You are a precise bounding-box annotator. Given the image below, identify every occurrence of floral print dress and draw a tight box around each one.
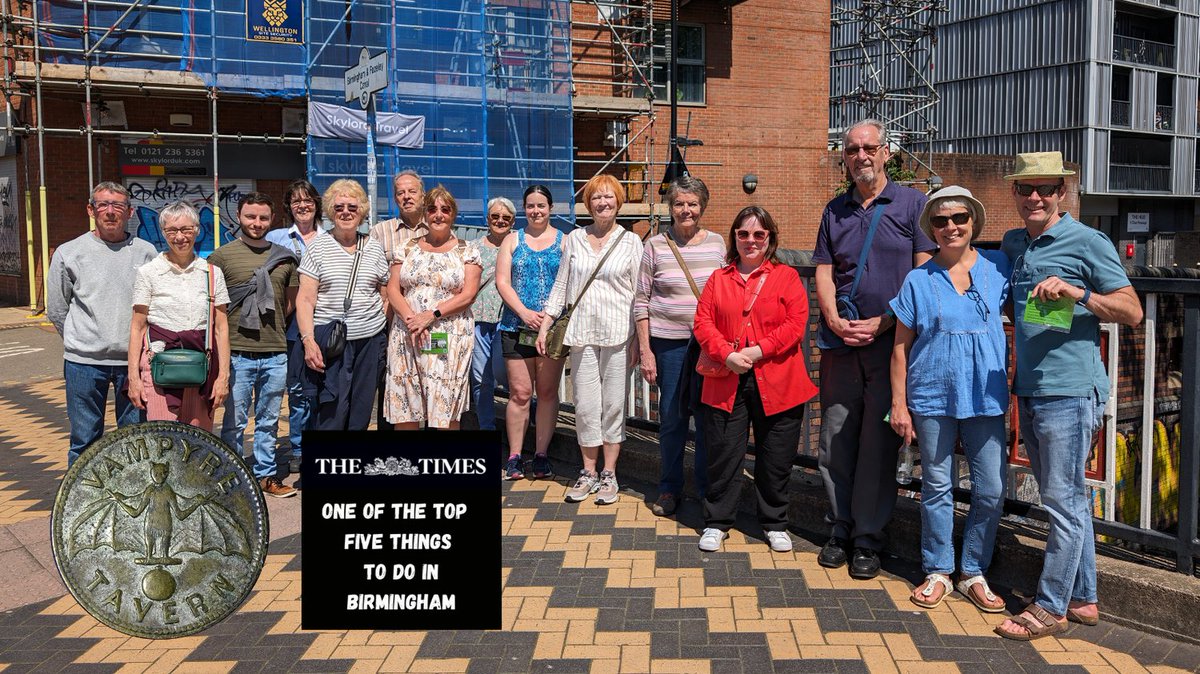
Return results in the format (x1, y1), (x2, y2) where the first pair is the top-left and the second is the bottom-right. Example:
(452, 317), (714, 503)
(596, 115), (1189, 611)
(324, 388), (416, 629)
(385, 238), (482, 427)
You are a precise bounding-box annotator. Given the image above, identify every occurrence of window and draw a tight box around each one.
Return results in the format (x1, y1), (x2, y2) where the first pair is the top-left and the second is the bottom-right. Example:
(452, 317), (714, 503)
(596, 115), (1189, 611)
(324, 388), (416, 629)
(643, 24), (705, 105)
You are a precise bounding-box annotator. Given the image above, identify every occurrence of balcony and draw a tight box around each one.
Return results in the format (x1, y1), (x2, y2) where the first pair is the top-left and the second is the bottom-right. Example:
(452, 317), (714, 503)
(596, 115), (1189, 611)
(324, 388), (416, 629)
(1155, 105), (1174, 130)
(1195, 167), (1200, 193)
(1110, 163), (1172, 191)
(1112, 100), (1132, 127)
(1113, 35), (1176, 69)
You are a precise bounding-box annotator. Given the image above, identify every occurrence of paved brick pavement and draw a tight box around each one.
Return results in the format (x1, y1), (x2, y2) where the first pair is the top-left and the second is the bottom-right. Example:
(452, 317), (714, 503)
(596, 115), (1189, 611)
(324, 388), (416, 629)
(0, 379), (1198, 673)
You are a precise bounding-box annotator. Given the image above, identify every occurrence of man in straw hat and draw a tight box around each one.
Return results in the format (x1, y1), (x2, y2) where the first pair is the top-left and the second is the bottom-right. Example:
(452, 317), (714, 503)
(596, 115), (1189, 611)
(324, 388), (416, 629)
(994, 151), (1142, 640)
(813, 119), (936, 579)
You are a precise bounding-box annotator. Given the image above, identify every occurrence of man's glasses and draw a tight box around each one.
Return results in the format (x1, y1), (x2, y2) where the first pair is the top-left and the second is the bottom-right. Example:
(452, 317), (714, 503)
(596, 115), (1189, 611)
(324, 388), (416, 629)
(930, 212), (971, 229)
(844, 144), (882, 157)
(736, 230), (769, 242)
(1014, 182), (1062, 198)
(91, 200), (129, 212)
(333, 204), (359, 213)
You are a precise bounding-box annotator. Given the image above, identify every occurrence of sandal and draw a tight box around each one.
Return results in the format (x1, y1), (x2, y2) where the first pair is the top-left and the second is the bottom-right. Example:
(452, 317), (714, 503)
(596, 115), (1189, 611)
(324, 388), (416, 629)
(1066, 605), (1100, 626)
(910, 573), (953, 609)
(956, 575), (1006, 614)
(993, 604), (1068, 641)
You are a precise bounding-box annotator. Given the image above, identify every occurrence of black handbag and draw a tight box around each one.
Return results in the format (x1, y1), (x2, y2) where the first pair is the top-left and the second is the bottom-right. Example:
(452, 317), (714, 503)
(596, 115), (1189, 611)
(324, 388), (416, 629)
(322, 235), (365, 360)
(149, 267), (214, 388)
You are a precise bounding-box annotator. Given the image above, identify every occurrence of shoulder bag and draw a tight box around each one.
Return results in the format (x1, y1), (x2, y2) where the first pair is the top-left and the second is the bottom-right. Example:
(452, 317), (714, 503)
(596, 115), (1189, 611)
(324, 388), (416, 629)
(150, 266), (214, 387)
(695, 270), (769, 378)
(544, 228), (628, 360)
(323, 234), (366, 360)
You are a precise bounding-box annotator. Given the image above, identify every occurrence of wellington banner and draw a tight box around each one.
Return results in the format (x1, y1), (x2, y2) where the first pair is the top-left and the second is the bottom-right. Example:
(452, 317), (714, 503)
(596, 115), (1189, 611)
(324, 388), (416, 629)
(307, 101), (426, 149)
(247, 0), (303, 44)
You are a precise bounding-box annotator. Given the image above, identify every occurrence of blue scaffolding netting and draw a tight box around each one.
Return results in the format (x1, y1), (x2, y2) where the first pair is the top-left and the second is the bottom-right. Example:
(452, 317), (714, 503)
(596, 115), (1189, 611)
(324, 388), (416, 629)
(36, 0), (576, 230)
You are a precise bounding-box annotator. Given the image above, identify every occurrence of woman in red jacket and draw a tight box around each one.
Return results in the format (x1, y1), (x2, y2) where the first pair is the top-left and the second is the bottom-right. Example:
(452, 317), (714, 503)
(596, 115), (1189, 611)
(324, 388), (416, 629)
(692, 206), (818, 553)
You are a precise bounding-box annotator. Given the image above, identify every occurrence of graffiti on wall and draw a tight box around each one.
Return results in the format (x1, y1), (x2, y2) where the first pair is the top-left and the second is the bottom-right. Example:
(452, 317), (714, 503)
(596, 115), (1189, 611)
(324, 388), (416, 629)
(125, 178), (256, 256)
(0, 177), (19, 275)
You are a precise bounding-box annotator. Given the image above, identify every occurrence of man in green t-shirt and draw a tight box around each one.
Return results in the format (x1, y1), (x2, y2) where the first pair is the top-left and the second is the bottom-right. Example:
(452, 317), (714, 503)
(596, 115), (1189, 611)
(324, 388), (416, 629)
(208, 192), (299, 498)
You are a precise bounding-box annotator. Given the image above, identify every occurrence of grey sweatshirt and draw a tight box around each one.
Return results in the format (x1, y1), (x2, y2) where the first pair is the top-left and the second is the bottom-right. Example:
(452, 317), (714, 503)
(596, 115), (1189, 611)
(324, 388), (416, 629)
(47, 230), (157, 366)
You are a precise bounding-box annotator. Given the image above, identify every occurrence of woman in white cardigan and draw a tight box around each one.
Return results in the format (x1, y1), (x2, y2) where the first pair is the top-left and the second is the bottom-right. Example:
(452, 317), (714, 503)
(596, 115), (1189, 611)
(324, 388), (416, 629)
(538, 174), (642, 505)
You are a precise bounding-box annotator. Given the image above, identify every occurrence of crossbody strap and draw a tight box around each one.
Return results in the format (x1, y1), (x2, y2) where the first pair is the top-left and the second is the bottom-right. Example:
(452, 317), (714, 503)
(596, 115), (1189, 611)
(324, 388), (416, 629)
(848, 201), (888, 300)
(205, 265), (214, 354)
(664, 231), (701, 300)
(572, 228), (628, 308)
(343, 234), (366, 317)
(731, 270), (769, 348)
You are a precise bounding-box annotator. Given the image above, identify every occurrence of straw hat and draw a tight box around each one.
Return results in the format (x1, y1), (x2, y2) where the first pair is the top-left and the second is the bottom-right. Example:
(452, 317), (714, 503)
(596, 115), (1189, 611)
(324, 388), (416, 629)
(919, 185), (986, 242)
(1003, 151), (1076, 180)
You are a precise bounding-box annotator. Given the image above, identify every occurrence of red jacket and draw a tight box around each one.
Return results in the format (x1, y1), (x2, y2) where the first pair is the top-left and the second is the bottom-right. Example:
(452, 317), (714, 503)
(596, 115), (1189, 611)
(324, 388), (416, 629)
(693, 260), (817, 415)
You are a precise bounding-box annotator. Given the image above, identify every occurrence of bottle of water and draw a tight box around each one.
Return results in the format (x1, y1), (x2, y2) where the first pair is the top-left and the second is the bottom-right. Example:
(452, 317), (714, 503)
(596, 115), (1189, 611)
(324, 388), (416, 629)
(895, 443), (915, 485)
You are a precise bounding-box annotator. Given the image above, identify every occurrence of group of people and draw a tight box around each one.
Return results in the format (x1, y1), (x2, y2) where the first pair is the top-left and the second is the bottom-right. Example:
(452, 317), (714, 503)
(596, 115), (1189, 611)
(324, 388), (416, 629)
(48, 117), (1142, 642)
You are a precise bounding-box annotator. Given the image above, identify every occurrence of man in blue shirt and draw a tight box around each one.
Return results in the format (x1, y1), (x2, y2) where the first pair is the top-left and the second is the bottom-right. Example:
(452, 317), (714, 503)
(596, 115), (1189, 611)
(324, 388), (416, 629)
(813, 119), (935, 579)
(995, 152), (1143, 640)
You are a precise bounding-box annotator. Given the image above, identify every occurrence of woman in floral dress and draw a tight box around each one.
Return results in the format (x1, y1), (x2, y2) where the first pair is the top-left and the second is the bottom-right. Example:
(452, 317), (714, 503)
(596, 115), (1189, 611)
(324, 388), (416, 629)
(385, 186), (482, 429)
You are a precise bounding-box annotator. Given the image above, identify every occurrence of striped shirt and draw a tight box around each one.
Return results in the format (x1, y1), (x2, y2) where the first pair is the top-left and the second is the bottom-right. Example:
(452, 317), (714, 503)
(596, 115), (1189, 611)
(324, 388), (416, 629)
(297, 233), (390, 340)
(633, 229), (726, 340)
(369, 217), (427, 264)
(544, 226), (643, 348)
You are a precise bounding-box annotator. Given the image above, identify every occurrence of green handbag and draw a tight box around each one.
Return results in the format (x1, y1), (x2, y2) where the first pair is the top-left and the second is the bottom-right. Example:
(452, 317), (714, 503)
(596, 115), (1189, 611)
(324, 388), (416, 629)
(150, 266), (214, 388)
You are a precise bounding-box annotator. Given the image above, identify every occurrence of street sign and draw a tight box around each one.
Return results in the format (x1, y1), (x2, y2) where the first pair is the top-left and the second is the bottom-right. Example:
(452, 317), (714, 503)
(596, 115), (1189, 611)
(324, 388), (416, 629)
(344, 48), (388, 109)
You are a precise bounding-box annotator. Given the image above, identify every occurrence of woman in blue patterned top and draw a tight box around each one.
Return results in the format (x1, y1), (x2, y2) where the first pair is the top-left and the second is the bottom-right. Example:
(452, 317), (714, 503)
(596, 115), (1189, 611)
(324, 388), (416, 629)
(888, 186), (1011, 615)
(495, 185), (565, 480)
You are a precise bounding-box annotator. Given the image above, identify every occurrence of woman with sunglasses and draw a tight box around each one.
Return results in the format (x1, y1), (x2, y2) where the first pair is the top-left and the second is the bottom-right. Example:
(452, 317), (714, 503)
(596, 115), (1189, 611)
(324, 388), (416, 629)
(384, 186), (482, 430)
(888, 186), (1011, 614)
(468, 197), (516, 430)
(692, 206), (816, 553)
(295, 179), (390, 430)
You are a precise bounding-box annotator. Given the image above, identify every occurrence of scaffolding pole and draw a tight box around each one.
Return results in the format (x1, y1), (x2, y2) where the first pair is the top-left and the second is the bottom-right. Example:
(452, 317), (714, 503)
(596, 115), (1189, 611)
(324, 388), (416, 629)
(31, 0), (47, 313)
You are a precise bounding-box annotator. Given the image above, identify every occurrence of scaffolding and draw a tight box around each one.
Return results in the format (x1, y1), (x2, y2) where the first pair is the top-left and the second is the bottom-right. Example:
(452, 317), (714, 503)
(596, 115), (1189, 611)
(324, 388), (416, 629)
(569, 0), (658, 220)
(829, 0), (945, 177)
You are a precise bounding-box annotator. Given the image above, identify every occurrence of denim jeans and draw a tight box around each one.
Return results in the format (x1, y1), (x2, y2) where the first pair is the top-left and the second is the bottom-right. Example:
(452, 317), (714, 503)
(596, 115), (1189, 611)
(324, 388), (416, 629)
(220, 352), (288, 479)
(1018, 395), (1106, 616)
(470, 322), (504, 430)
(64, 360), (144, 466)
(912, 414), (1006, 578)
(652, 337), (707, 498)
(284, 339), (312, 460)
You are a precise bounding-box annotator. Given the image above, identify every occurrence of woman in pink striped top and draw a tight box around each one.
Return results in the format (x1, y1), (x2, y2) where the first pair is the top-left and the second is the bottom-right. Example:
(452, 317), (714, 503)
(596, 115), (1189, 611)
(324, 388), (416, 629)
(633, 176), (726, 517)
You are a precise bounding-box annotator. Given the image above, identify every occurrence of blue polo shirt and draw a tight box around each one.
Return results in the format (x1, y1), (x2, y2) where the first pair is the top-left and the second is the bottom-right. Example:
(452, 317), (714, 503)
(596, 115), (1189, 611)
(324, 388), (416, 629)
(1001, 213), (1132, 399)
(813, 181), (935, 350)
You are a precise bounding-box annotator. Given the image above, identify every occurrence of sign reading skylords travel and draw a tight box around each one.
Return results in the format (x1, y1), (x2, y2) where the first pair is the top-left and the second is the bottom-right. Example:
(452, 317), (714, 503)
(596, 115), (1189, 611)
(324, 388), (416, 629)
(307, 101), (426, 149)
(300, 431), (500, 630)
(246, 0), (303, 45)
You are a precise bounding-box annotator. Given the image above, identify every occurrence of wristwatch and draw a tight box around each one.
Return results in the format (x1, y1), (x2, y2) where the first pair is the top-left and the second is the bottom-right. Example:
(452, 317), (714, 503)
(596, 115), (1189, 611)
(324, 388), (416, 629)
(433, 308), (443, 319)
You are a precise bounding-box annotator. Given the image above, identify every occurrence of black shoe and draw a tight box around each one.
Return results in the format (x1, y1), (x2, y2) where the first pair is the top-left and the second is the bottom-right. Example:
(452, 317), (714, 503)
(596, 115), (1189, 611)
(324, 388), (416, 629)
(849, 548), (881, 579)
(289, 456), (302, 474)
(650, 492), (677, 517)
(818, 537), (848, 568)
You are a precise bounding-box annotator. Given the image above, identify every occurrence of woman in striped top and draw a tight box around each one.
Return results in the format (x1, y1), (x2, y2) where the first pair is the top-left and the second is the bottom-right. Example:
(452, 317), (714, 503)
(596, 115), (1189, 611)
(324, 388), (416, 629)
(538, 175), (643, 505)
(634, 176), (726, 518)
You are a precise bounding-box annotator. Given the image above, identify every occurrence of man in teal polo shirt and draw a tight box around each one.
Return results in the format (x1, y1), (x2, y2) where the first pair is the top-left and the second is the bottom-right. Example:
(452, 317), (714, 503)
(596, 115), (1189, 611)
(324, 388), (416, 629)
(995, 152), (1143, 640)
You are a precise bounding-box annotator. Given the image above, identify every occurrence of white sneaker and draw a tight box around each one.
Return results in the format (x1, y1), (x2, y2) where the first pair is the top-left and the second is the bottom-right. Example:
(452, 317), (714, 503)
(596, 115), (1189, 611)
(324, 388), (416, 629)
(698, 528), (727, 552)
(766, 531), (793, 552)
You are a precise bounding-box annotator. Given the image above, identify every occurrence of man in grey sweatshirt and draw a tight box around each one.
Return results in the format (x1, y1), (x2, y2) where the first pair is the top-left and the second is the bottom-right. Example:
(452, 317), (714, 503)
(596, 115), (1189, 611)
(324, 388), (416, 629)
(47, 182), (157, 466)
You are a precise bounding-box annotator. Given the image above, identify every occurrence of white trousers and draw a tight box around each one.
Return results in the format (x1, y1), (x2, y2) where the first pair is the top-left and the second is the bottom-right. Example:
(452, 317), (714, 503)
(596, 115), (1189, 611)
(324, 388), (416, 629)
(569, 343), (630, 446)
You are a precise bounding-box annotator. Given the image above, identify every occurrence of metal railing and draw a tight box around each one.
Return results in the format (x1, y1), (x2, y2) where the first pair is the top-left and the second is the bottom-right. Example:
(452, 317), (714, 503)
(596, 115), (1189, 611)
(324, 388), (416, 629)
(1155, 105), (1174, 131)
(540, 264), (1199, 575)
(1113, 35), (1176, 69)
(1110, 163), (1172, 192)
(1111, 100), (1131, 127)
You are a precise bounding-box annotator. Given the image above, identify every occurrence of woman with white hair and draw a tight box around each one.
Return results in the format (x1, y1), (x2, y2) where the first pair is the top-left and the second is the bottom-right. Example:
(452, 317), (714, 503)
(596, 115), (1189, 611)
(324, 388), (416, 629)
(470, 196), (516, 430)
(888, 186), (1011, 614)
(127, 200), (231, 429)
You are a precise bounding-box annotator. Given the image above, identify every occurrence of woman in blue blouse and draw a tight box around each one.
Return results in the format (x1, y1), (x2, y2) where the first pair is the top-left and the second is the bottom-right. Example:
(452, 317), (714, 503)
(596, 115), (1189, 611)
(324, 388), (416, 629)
(888, 186), (1011, 614)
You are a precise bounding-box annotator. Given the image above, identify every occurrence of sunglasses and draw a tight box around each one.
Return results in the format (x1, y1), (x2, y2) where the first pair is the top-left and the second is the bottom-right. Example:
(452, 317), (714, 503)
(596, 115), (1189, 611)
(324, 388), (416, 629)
(1014, 182), (1062, 197)
(844, 144), (882, 157)
(488, 213), (514, 223)
(929, 212), (971, 228)
(736, 230), (769, 242)
(333, 203), (359, 213)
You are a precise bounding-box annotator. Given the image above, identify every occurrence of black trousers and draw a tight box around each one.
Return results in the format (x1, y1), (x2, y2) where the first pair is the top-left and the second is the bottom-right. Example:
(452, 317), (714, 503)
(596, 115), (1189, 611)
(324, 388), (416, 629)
(702, 372), (805, 532)
(315, 331), (385, 431)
